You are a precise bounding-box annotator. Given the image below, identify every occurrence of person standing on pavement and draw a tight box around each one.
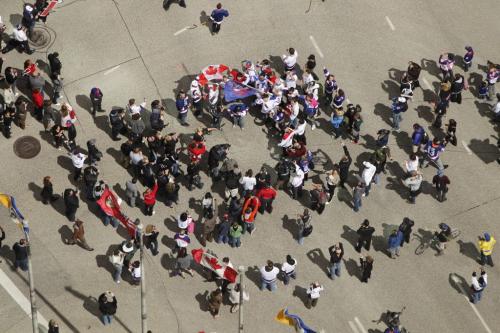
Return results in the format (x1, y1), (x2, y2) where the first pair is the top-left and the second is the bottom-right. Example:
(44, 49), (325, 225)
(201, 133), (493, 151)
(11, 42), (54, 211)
(327, 242), (344, 280)
(143, 181), (159, 216)
(361, 160), (376, 197)
(48, 319), (59, 333)
(13, 239), (29, 271)
(63, 188), (79, 222)
(98, 291), (117, 325)
(47, 52), (63, 105)
(352, 181), (365, 213)
(208, 288), (223, 318)
(387, 229), (403, 259)
(41, 176), (60, 204)
(486, 65), (499, 100)
(210, 3), (229, 35)
(109, 108), (125, 141)
(360, 255), (374, 283)
(201, 209), (217, 247)
(338, 143), (352, 186)
(228, 222), (242, 248)
(306, 282), (324, 309)
(173, 247), (194, 278)
(109, 249), (125, 283)
(325, 167), (340, 203)
(355, 219), (375, 252)
(398, 217), (414, 247)
(478, 233), (496, 267)
(143, 224), (159, 256)
(432, 172), (450, 202)
(260, 260), (280, 292)
(470, 269), (487, 304)
(65, 219), (94, 251)
(125, 178), (140, 207)
(391, 97), (408, 132)
(256, 184), (277, 214)
(175, 90), (190, 126)
(70, 148), (86, 181)
(1, 25), (34, 54)
(229, 283), (249, 313)
(421, 137), (447, 175)
(296, 209), (312, 245)
(90, 87), (104, 116)
(463, 46), (474, 72)
(0, 226), (5, 263)
(402, 171), (423, 204)
(281, 255), (297, 285)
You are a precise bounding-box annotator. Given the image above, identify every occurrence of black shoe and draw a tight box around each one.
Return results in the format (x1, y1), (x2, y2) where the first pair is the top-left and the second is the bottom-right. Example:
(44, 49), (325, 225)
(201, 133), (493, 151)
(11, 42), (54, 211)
(112, 137), (121, 141)
(26, 50), (35, 55)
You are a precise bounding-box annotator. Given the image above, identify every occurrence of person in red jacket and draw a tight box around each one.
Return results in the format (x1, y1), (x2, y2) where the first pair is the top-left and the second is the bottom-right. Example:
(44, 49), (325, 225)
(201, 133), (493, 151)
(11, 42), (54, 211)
(285, 142), (307, 159)
(143, 181), (159, 216)
(32, 88), (44, 121)
(256, 185), (277, 214)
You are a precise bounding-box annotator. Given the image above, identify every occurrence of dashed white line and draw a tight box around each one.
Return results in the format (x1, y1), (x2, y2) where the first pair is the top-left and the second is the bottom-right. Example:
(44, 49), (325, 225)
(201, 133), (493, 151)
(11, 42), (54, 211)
(422, 77), (432, 90)
(0, 269), (49, 330)
(354, 317), (368, 333)
(174, 26), (190, 36)
(348, 321), (360, 333)
(451, 275), (492, 333)
(103, 65), (120, 75)
(309, 35), (324, 59)
(462, 140), (473, 155)
(385, 16), (395, 31)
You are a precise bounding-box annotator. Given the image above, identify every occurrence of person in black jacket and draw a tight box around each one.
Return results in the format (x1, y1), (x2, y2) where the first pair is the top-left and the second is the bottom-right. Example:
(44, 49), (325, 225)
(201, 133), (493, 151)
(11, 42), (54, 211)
(98, 291), (117, 325)
(41, 176), (60, 204)
(109, 108), (125, 141)
(398, 217), (414, 247)
(47, 52), (63, 104)
(87, 139), (103, 165)
(83, 165), (99, 200)
(63, 189), (79, 222)
(338, 141), (351, 188)
(328, 242), (344, 279)
(90, 87), (104, 116)
(360, 255), (373, 283)
(355, 219), (375, 252)
(13, 239), (29, 271)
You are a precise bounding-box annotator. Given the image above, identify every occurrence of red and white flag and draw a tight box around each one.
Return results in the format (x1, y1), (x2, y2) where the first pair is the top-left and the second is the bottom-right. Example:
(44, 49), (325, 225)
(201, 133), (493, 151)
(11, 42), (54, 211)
(191, 248), (238, 283)
(198, 64), (229, 86)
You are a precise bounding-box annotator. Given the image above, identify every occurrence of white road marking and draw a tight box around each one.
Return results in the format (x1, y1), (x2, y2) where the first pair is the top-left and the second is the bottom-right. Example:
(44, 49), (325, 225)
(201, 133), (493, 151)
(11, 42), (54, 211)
(173, 26), (190, 36)
(348, 321), (360, 333)
(354, 317), (368, 333)
(385, 16), (395, 31)
(309, 35), (324, 59)
(0, 268), (49, 329)
(462, 140), (473, 155)
(422, 77), (432, 90)
(103, 65), (120, 75)
(451, 275), (493, 333)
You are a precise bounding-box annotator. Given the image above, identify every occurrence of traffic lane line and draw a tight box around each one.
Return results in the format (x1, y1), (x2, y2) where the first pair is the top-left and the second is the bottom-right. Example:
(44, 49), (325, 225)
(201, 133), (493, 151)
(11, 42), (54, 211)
(348, 321), (360, 333)
(462, 140), (473, 155)
(0, 268), (49, 329)
(174, 26), (190, 36)
(103, 65), (120, 75)
(385, 16), (395, 31)
(309, 35), (324, 59)
(354, 317), (368, 333)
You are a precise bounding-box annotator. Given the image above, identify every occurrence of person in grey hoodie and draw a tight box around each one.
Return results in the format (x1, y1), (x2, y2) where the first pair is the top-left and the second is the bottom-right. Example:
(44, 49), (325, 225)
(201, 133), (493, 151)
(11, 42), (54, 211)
(129, 113), (145, 144)
(125, 178), (140, 207)
(402, 171), (423, 204)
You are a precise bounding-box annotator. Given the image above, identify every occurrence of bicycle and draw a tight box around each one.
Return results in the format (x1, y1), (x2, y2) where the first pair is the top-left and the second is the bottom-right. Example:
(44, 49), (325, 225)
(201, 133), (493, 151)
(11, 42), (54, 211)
(415, 228), (460, 255)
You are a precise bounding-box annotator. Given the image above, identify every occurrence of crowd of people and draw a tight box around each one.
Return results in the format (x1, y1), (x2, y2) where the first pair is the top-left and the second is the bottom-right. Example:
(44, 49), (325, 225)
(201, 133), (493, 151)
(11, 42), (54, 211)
(1, 2), (499, 332)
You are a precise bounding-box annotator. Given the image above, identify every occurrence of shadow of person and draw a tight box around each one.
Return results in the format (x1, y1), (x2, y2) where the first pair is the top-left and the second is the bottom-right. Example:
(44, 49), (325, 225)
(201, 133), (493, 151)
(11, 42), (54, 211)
(268, 55), (285, 77)
(195, 290), (210, 312)
(161, 234), (176, 252)
(95, 244), (119, 277)
(9, 14), (22, 26)
(340, 225), (358, 249)
(457, 240), (480, 262)
(386, 160), (405, 179)
(343, 258), (359, 278)
(281, 214), (297, 241)
(448, 272), (470, 296)
(27, 181), (44, 203)
(244, 265), (261, 288)
(385, 177), (406, 200)
(380, 80), (400, 100)
(360, 133), (377, 150)
(164, 216), (180, 233)
(161, 252), (177, 272)
(0, 245), (15, 267)
(420, 58), (441, 80)
(468, 138), (498, 164)
(373, 103), (392, 126)
(106, 147), (123, 166)
(58, 225), (72, 244)
(468, 72), (483, 96)
(415, 104), (434, 122)
(199, 11), (212, 33)
(388, 68), (404, 81)
(36, 59), (51, 77)
(292, 285), (309, 307)
(112, 183), (127, 203)
(93, 115), (111, 139)
(392, 130), (412, 155)
(75, 94), (92, 113)
(306, 248), (329, 275)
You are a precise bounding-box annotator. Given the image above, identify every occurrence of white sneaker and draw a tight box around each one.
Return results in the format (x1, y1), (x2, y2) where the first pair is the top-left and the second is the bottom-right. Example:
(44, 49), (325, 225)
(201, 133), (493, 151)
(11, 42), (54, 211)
(152, 211), (156, 215)
(311, 124), (316, 130)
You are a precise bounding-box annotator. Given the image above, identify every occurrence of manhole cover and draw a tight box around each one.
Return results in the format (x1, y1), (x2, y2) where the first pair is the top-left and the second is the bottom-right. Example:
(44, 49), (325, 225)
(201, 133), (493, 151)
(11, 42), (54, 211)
(13, 136), (41, 159)
(29, 28), (51, 48)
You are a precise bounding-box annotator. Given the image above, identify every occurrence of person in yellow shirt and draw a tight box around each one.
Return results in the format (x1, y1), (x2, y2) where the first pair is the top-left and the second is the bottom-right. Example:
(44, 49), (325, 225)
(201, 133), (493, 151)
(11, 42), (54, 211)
(479, 233), (496, 267)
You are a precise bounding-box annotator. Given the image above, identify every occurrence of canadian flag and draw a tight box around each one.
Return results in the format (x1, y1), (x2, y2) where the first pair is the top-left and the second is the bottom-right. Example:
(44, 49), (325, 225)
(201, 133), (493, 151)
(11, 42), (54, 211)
(191, 248), (238, 283)
(198, 64), (229, 86)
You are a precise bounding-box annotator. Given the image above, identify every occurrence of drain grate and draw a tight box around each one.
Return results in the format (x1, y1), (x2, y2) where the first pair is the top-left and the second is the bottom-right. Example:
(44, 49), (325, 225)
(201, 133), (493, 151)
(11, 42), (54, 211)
(13, 136), (41, 159)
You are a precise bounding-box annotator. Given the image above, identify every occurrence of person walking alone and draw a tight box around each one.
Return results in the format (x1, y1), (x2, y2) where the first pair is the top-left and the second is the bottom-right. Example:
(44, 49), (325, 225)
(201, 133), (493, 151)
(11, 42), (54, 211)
(478, 233), (496, 267)
(306, 282), (324, 309)
(98, 291), (117, 325)
(210, 3), (229, 35)
(355, 219), (375, 252)
(387, 229), (403, 259)
(13, 239), (29, 271)
(360, 255), (374, 283)
(327, 242), (344, 280)
(65, 219), (94, 251)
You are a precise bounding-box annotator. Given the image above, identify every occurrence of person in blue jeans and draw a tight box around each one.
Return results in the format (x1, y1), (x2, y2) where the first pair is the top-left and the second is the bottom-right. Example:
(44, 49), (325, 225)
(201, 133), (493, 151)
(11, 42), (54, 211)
(328, 242), (344, 279)
(260, 260), (279, 292)
(352, 182), (364, 212)
(228, 222), (242, 248)
(391, 97), (408, 131)
(216, 214), (230, 244)
(98, 291), (117, 325)
(470, 269), (487, 304)
(281, 255), (297, 285)
(13, 239), (29, 271)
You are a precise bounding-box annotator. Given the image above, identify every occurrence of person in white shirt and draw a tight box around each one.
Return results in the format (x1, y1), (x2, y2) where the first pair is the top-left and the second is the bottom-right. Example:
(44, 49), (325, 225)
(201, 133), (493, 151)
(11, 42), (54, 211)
(284, 71), (298, 89)
(404, 153), (419, 176)
(289, 162), (305, 199)
(281, 255), (297, 285)
(126, 98), (146, 116)
(70, 149), (87, 181)
(361, 161), (376, 197)
(260, 260), (279, 292)
(306, 282), (324, 308)
(239, 169), (256, 197)
(282, 48), (298, 71)
(229, 283), (249, 313)
(129, 260), (141, 285)
(109, 249), (124, 283)
(471, 269), (487, 304)
(2, 25), (33, 54)
(177, 212), (193, 231)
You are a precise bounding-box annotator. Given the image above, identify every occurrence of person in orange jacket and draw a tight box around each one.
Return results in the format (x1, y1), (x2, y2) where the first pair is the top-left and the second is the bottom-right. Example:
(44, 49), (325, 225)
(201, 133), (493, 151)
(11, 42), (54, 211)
(241, 196), (259, 234)
(256, 185), (277, 214)
(143, 181), (159, 216)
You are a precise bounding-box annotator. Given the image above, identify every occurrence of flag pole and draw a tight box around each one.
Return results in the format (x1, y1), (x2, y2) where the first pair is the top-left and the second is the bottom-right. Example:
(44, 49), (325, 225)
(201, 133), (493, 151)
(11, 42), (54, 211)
(22, 220), (39, 333)
(137, 222), (147, 333)
(238, 266), (245, 333)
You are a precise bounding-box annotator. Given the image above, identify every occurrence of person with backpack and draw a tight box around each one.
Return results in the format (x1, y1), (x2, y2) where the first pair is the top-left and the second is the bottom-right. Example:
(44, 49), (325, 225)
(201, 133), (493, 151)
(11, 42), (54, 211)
(391, 97), (408, 132)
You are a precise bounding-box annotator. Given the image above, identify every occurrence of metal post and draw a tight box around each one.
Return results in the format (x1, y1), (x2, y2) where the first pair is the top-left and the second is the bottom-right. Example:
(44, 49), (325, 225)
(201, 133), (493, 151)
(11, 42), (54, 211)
(238, 266), (245, 333)
(23, 221), (39, 333)
(138, 222), (147, 333)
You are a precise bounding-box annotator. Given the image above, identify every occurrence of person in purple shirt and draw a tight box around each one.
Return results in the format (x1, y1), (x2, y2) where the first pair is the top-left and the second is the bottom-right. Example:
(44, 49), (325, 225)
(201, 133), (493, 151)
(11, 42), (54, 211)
(210, 3), (229, 35)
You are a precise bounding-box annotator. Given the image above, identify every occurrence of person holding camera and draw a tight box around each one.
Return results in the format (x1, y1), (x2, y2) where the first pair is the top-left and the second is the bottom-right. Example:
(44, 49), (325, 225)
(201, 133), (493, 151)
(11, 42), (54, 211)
(306, 282), (324, 308)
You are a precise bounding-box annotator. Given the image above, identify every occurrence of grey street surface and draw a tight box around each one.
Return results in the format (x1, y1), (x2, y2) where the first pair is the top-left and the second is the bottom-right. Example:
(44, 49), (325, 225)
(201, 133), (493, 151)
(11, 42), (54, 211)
(1, 0), (500, 332)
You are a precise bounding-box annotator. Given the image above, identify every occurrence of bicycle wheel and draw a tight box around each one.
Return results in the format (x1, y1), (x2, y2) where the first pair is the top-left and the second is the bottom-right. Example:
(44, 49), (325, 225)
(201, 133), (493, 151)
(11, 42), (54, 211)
(415, 242), (429, 255)
(451, 229), (461, 239)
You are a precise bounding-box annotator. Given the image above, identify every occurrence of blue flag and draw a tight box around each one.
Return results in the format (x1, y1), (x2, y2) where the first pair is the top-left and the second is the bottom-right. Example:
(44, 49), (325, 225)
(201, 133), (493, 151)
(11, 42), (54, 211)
(223, 80), (256, 102)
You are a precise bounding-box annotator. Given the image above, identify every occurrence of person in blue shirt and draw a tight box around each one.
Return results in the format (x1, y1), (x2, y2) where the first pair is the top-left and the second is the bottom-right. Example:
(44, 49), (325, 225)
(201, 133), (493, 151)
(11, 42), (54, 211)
(210, 3), (229, 35)
(175, 90), (190, 126)
(391, 97), (408, 131)
(463, 46), (474, 72)
(229, 103), (248, 129)
(387, 229), (403, 259)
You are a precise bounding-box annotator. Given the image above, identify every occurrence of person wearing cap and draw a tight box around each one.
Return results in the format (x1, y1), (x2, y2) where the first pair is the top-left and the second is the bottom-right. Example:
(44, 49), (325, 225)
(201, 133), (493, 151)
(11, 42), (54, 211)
(478, 233), (496, 266)
(98, 291), (117, 325)
(1, 25), (34, 54)
(391, 96), (408, 132)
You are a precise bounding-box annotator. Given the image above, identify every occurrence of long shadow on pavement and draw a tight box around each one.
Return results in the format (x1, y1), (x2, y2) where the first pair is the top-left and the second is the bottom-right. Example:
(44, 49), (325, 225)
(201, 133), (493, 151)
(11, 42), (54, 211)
(306, 248), (329, 276)
(457, 240), (480, 263)
(281, 214), (297, 242)
(244, 265), (261, 289)
(292, 285), (308, 307)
